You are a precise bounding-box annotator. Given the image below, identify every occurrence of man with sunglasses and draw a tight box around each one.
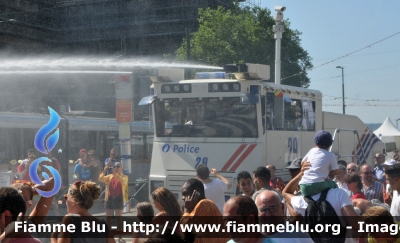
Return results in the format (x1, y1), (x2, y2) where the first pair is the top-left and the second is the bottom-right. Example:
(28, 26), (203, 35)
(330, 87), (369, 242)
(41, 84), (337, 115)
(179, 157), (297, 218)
(360, 164), (384, 202)
(255, 190), (313, 243)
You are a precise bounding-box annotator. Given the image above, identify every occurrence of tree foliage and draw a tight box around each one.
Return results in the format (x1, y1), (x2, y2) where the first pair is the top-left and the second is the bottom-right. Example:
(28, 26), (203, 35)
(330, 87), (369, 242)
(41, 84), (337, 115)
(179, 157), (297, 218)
(176, 6), (313, 88)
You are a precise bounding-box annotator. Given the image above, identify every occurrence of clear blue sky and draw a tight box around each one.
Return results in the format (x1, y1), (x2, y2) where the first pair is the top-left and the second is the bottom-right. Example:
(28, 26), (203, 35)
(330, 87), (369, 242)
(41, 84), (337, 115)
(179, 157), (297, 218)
(260, 0), (400, 124)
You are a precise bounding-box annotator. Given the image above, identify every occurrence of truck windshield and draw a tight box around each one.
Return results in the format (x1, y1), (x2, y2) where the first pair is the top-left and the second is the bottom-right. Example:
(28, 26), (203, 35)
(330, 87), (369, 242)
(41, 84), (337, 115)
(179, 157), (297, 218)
(154, 97), (258, 138)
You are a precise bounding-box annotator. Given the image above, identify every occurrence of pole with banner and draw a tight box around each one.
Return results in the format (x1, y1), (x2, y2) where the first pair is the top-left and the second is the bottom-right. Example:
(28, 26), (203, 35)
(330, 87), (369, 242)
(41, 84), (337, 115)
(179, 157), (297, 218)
(115, 74), (133, 174)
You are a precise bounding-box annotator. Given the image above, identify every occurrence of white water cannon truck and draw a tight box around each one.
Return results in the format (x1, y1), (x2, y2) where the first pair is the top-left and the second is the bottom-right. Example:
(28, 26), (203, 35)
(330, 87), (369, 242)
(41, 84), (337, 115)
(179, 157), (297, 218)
(140, 63), (384, 199)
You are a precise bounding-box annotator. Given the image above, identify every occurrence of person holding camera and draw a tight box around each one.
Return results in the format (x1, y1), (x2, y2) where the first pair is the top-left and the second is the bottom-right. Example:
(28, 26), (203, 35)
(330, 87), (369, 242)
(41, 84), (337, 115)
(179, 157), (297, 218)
(180, 178), (229, 243)
(104, 148), (118, 175)
(99, 162), (128, 243)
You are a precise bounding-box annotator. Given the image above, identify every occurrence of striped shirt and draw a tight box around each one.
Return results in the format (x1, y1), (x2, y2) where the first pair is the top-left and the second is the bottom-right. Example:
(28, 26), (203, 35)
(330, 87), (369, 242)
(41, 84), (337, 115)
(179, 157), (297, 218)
(362, 181), (384, 202)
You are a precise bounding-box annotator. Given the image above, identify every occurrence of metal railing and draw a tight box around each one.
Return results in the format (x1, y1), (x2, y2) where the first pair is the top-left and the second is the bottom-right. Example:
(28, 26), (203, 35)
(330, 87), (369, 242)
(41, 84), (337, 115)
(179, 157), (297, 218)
(330, 128), (366, 165)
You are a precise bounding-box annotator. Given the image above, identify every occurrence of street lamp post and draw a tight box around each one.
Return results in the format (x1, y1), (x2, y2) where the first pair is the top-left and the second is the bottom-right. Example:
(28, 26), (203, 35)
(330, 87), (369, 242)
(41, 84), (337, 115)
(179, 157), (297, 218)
(273, 6), (286, 84)
(336, 66), (345, 114)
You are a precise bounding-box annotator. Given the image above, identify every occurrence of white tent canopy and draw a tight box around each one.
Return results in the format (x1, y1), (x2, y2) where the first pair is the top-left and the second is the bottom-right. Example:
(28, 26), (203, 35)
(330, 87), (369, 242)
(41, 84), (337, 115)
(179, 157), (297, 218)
(373, 117), (400, 143)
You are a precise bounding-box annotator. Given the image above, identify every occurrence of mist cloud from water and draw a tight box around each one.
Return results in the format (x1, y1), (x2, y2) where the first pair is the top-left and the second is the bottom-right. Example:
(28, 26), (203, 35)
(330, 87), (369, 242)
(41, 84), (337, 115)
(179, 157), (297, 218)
(0, 54), (222, 73)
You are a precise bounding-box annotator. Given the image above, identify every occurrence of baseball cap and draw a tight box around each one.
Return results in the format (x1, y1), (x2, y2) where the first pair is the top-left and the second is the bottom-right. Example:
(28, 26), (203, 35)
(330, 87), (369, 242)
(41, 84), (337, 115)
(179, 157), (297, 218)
(314, 130), (333, 148)
(286, 157), (303, 169)
(113, 162), (122, 168)
(383, 159), (396, 166)
(10, 159), (18, 166)
(79, 149), (87, 153)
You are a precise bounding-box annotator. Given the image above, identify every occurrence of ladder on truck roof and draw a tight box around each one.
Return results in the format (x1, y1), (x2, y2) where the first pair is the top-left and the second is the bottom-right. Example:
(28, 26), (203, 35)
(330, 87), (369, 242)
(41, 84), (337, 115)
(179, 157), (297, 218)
(330, 128), (367, 165)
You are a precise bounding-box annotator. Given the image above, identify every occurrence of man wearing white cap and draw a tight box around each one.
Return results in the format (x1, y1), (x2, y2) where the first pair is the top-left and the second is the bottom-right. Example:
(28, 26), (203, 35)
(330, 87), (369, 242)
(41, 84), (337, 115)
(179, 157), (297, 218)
(382, 159), (396, 170)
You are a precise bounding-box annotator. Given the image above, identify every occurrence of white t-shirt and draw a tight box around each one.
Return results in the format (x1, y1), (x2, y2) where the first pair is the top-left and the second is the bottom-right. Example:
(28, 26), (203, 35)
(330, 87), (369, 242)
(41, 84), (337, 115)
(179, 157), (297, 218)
(291, 188), (352, 218)
(299, 147), (338, 184)
(337, 181), (352, 198)
(391, 190), (400, 222)
(203, 178), (227, 214)
(386, 183), (392, 193)
(292, 189), (354, 243)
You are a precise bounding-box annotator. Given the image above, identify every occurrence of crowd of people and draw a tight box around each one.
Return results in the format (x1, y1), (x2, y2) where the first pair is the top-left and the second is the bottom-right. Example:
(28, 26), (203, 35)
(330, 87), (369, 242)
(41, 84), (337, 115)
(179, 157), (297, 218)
(129, 130), (399, 243)
(1, 147), (128, 243)
(2, 130), (400, 243)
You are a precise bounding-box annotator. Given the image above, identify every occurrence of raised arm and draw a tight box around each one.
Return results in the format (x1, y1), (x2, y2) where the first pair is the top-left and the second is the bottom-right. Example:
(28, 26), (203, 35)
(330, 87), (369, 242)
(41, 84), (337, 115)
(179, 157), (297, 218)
(29, 177), (56, 225)
(282, 161), (310, 207)
(19, 162), (30, 179)
(210, 168), (232, 190)
(99, 167), (111, 183)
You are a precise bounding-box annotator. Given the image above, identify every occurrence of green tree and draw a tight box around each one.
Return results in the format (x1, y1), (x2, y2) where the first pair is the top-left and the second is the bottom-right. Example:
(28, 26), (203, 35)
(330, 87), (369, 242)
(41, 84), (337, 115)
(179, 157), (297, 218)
(176, 6), (313, 88)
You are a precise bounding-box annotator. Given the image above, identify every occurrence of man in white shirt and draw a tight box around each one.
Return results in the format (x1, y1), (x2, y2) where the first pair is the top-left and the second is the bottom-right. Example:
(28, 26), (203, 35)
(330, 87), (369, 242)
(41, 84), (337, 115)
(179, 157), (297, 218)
(282, 161), (361, 241)
(196, 164), (232, 214)
(185, 109), (199, 125)
(335, 165), (351, 197)
(384, 163), (400, 222)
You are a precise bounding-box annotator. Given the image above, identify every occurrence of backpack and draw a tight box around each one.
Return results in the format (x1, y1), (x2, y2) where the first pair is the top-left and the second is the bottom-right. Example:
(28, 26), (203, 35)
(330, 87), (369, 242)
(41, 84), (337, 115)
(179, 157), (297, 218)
(303, 188), (346, 243)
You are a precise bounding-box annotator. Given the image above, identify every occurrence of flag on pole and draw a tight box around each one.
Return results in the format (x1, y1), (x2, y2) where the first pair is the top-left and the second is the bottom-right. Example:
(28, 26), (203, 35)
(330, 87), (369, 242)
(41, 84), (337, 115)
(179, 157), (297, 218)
(274, 90), (283, 98)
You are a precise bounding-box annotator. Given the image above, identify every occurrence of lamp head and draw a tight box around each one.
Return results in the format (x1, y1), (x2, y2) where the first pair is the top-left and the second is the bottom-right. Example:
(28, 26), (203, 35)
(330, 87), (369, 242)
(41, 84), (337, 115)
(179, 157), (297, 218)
(336, 66), (344, 69)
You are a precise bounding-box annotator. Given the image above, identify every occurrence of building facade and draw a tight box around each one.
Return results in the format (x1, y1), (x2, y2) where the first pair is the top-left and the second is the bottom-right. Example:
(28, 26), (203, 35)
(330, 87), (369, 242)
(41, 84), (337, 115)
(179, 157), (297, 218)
(0, 0), (236, 55)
